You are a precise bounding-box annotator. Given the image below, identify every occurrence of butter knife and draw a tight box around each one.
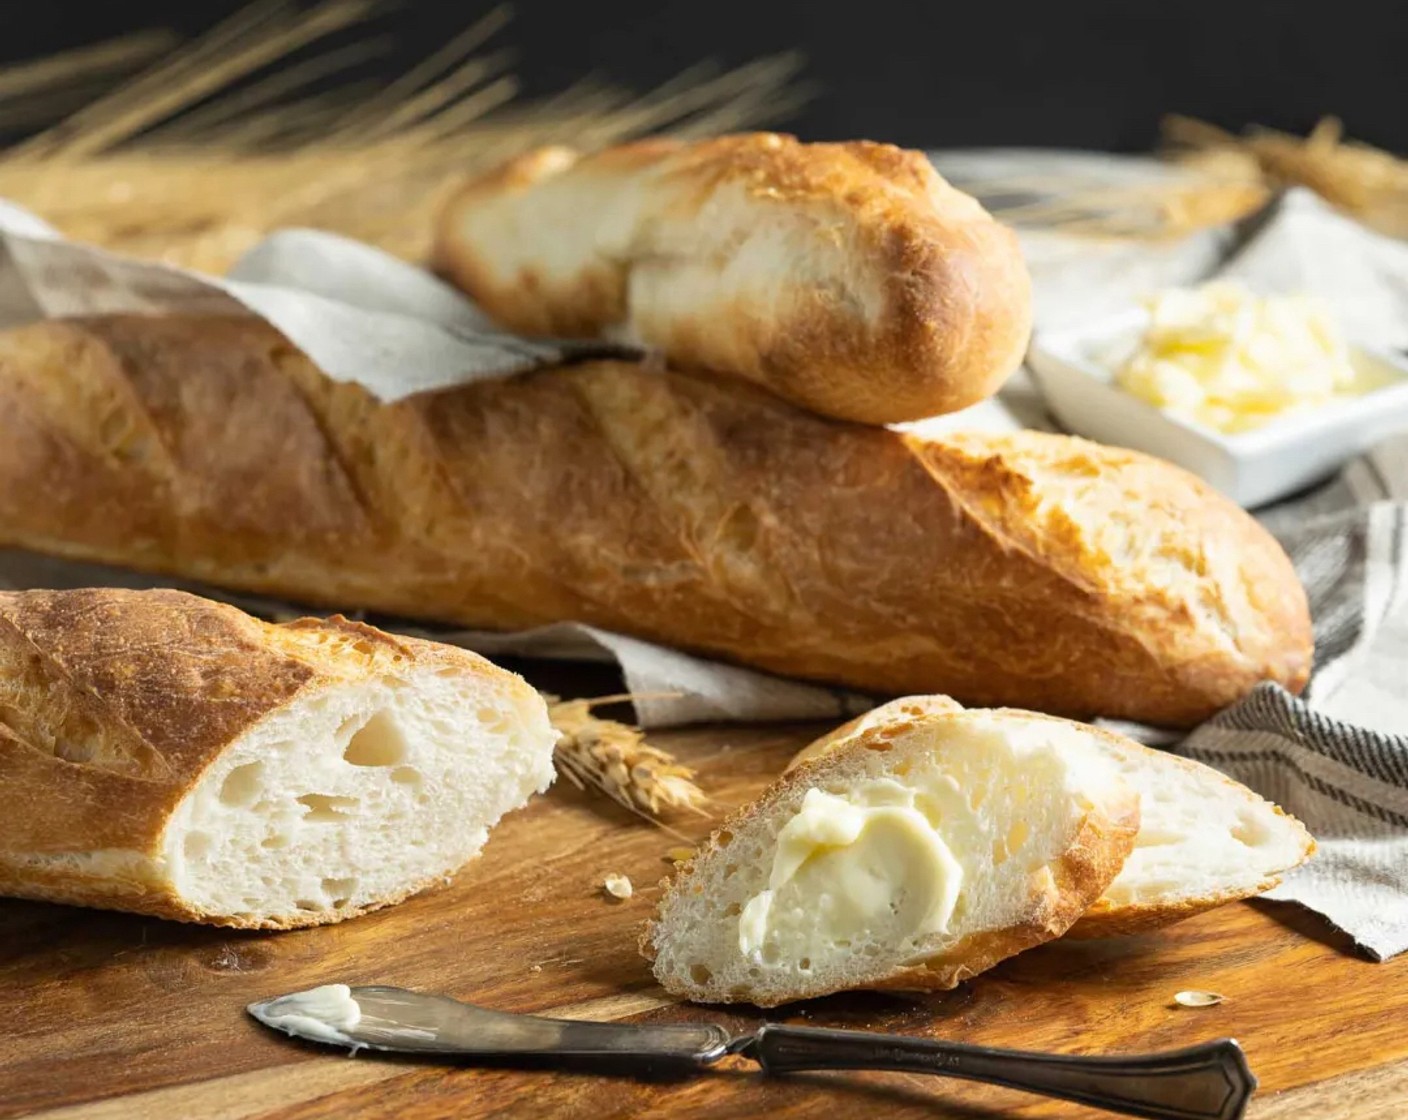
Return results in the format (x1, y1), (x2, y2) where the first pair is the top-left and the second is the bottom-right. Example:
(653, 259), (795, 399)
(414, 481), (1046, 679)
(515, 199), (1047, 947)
(248, 984), (1255, 1120)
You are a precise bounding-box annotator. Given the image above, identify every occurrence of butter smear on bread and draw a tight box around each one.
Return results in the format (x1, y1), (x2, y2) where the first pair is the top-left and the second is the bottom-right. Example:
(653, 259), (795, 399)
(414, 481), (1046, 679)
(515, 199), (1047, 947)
(737, 782), (964, 963)
(644, 712), (1140, 1006)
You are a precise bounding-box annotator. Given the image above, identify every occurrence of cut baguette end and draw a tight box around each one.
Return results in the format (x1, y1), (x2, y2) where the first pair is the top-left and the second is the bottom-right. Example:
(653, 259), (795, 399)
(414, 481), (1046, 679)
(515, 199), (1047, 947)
(157, 658), (555, 929)
(645, 712), (1139, 1006)
(0, 600), (558, 930)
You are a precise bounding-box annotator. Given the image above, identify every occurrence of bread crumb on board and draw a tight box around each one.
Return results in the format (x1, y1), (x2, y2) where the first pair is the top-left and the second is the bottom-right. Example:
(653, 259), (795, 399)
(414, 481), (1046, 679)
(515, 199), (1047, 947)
(603, 873), (634, 900)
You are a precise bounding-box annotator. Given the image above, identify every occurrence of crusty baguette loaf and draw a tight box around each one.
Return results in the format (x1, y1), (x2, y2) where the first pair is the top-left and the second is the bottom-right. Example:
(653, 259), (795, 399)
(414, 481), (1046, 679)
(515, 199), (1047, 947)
(433, 133), (1033, 425)
(789, 696), (1315, 935)
(0, 314), (1311, 726)
(642, 709), (1140, 1005)
(0, 588), (556, 928)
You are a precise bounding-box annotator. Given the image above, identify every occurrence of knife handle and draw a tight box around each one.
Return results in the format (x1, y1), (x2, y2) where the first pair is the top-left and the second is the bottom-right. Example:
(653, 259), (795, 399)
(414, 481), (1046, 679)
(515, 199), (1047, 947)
(745, 1025), (1256, 1120)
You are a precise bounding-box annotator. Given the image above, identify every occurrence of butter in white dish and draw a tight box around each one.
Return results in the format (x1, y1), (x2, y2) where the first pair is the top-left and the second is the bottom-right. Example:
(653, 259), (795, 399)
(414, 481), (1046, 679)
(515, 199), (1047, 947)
(1114, 282), (1385, 434)
(1029, 304), (1408, 507)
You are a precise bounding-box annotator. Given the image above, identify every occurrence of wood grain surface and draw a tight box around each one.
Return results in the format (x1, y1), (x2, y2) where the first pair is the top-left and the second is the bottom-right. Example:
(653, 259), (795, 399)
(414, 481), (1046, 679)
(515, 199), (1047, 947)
(4, 711), (1404, 1119)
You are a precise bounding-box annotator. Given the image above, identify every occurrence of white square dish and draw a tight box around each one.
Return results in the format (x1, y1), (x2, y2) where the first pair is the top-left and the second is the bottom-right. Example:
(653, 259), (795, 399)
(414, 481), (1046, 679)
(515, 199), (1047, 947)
(1028, 309), (1408, 508)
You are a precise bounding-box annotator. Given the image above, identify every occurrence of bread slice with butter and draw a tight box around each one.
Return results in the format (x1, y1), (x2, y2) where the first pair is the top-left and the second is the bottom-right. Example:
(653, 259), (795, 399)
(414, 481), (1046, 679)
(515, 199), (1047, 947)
(790, 697), (1315, 936)
(642, 710), (1141, 1006)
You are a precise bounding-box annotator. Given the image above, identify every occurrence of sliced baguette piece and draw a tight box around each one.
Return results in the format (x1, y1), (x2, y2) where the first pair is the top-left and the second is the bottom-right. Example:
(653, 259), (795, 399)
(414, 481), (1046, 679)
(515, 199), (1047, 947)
(0, 588), (556, 928)
(434, 133), (1032, 425)
(790, 697), (1315, 936)
(643, 711), (1139, 1006)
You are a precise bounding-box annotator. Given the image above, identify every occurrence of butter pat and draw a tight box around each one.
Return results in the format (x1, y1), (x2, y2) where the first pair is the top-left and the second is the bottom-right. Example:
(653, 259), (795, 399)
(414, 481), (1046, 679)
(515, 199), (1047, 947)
(1115, 281), (1377, 434)
(250, 983), (363, 1046)
(738, 781), (963, 964)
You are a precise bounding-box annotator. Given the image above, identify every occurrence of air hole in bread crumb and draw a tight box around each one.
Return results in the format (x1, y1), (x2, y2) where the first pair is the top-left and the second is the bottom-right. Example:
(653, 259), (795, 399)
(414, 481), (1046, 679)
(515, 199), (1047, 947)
(322, 877), (357, 902)
(723, 902), (742, 917)
(261, 834), (291, 850)
(391, 766), (423, 787)
(297, 793), (360, 822)
(799, 957), (812, 970)
(969, 784), (988, 811)
(183, 832), (212, 860)
(992, 838), (1009, 865)
(343, 711), (407, 767)
(715, 830), (733, 847)
(477, 708), (515, 737)
(722, 863), (739, 879)
(295, 900), (320, 911)
(1231, 813), (1271, 848)
(864, 741), (892, 753)
(220, 762), (264, 807)
(891, 759), (911, 775)
(689, 964), (712, 985)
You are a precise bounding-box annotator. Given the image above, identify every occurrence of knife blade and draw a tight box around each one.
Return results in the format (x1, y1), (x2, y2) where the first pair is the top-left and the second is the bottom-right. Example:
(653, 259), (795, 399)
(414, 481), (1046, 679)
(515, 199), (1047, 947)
(248, 985), (1255, 1120)
(249, 984), (734, 1072)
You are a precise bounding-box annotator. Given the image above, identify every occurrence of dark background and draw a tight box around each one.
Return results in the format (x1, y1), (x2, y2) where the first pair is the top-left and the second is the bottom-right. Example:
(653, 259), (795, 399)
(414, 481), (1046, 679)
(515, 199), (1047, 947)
(2, 0), (1404, 153)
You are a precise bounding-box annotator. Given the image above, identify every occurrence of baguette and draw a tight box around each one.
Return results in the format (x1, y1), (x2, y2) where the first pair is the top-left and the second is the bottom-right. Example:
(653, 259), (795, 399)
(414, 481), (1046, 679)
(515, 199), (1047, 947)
(0, 314), (1311, 726)
(0, 587), (556, 928)
(433, 133), (1033, 424)
(789, 697), (1315, 935)
(642, 708), (1140, 1005)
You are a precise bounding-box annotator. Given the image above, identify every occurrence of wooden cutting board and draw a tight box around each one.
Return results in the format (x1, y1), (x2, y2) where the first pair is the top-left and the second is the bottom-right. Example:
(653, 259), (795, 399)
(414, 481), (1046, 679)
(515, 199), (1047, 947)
(5, 706), (1407, 1120)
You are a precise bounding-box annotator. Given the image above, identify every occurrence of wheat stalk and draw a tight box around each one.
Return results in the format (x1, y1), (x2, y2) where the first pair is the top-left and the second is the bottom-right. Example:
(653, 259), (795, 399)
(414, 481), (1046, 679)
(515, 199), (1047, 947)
(546, 695), (708, 825)
(0, 1), (805, 271)
(1162, 114), (1408, 239)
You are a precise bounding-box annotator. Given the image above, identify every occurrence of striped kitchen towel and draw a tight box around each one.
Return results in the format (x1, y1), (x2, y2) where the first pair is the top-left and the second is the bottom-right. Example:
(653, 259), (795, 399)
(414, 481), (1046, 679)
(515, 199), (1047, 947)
(1179, 437), (1408, 960)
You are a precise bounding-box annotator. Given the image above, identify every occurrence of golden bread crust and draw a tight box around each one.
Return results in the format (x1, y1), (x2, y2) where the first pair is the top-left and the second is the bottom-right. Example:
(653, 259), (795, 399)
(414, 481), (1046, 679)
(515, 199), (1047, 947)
(0, 315), (1311, 727)
(0, 587), (533, 928)
(434, 133), (1033, 424)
